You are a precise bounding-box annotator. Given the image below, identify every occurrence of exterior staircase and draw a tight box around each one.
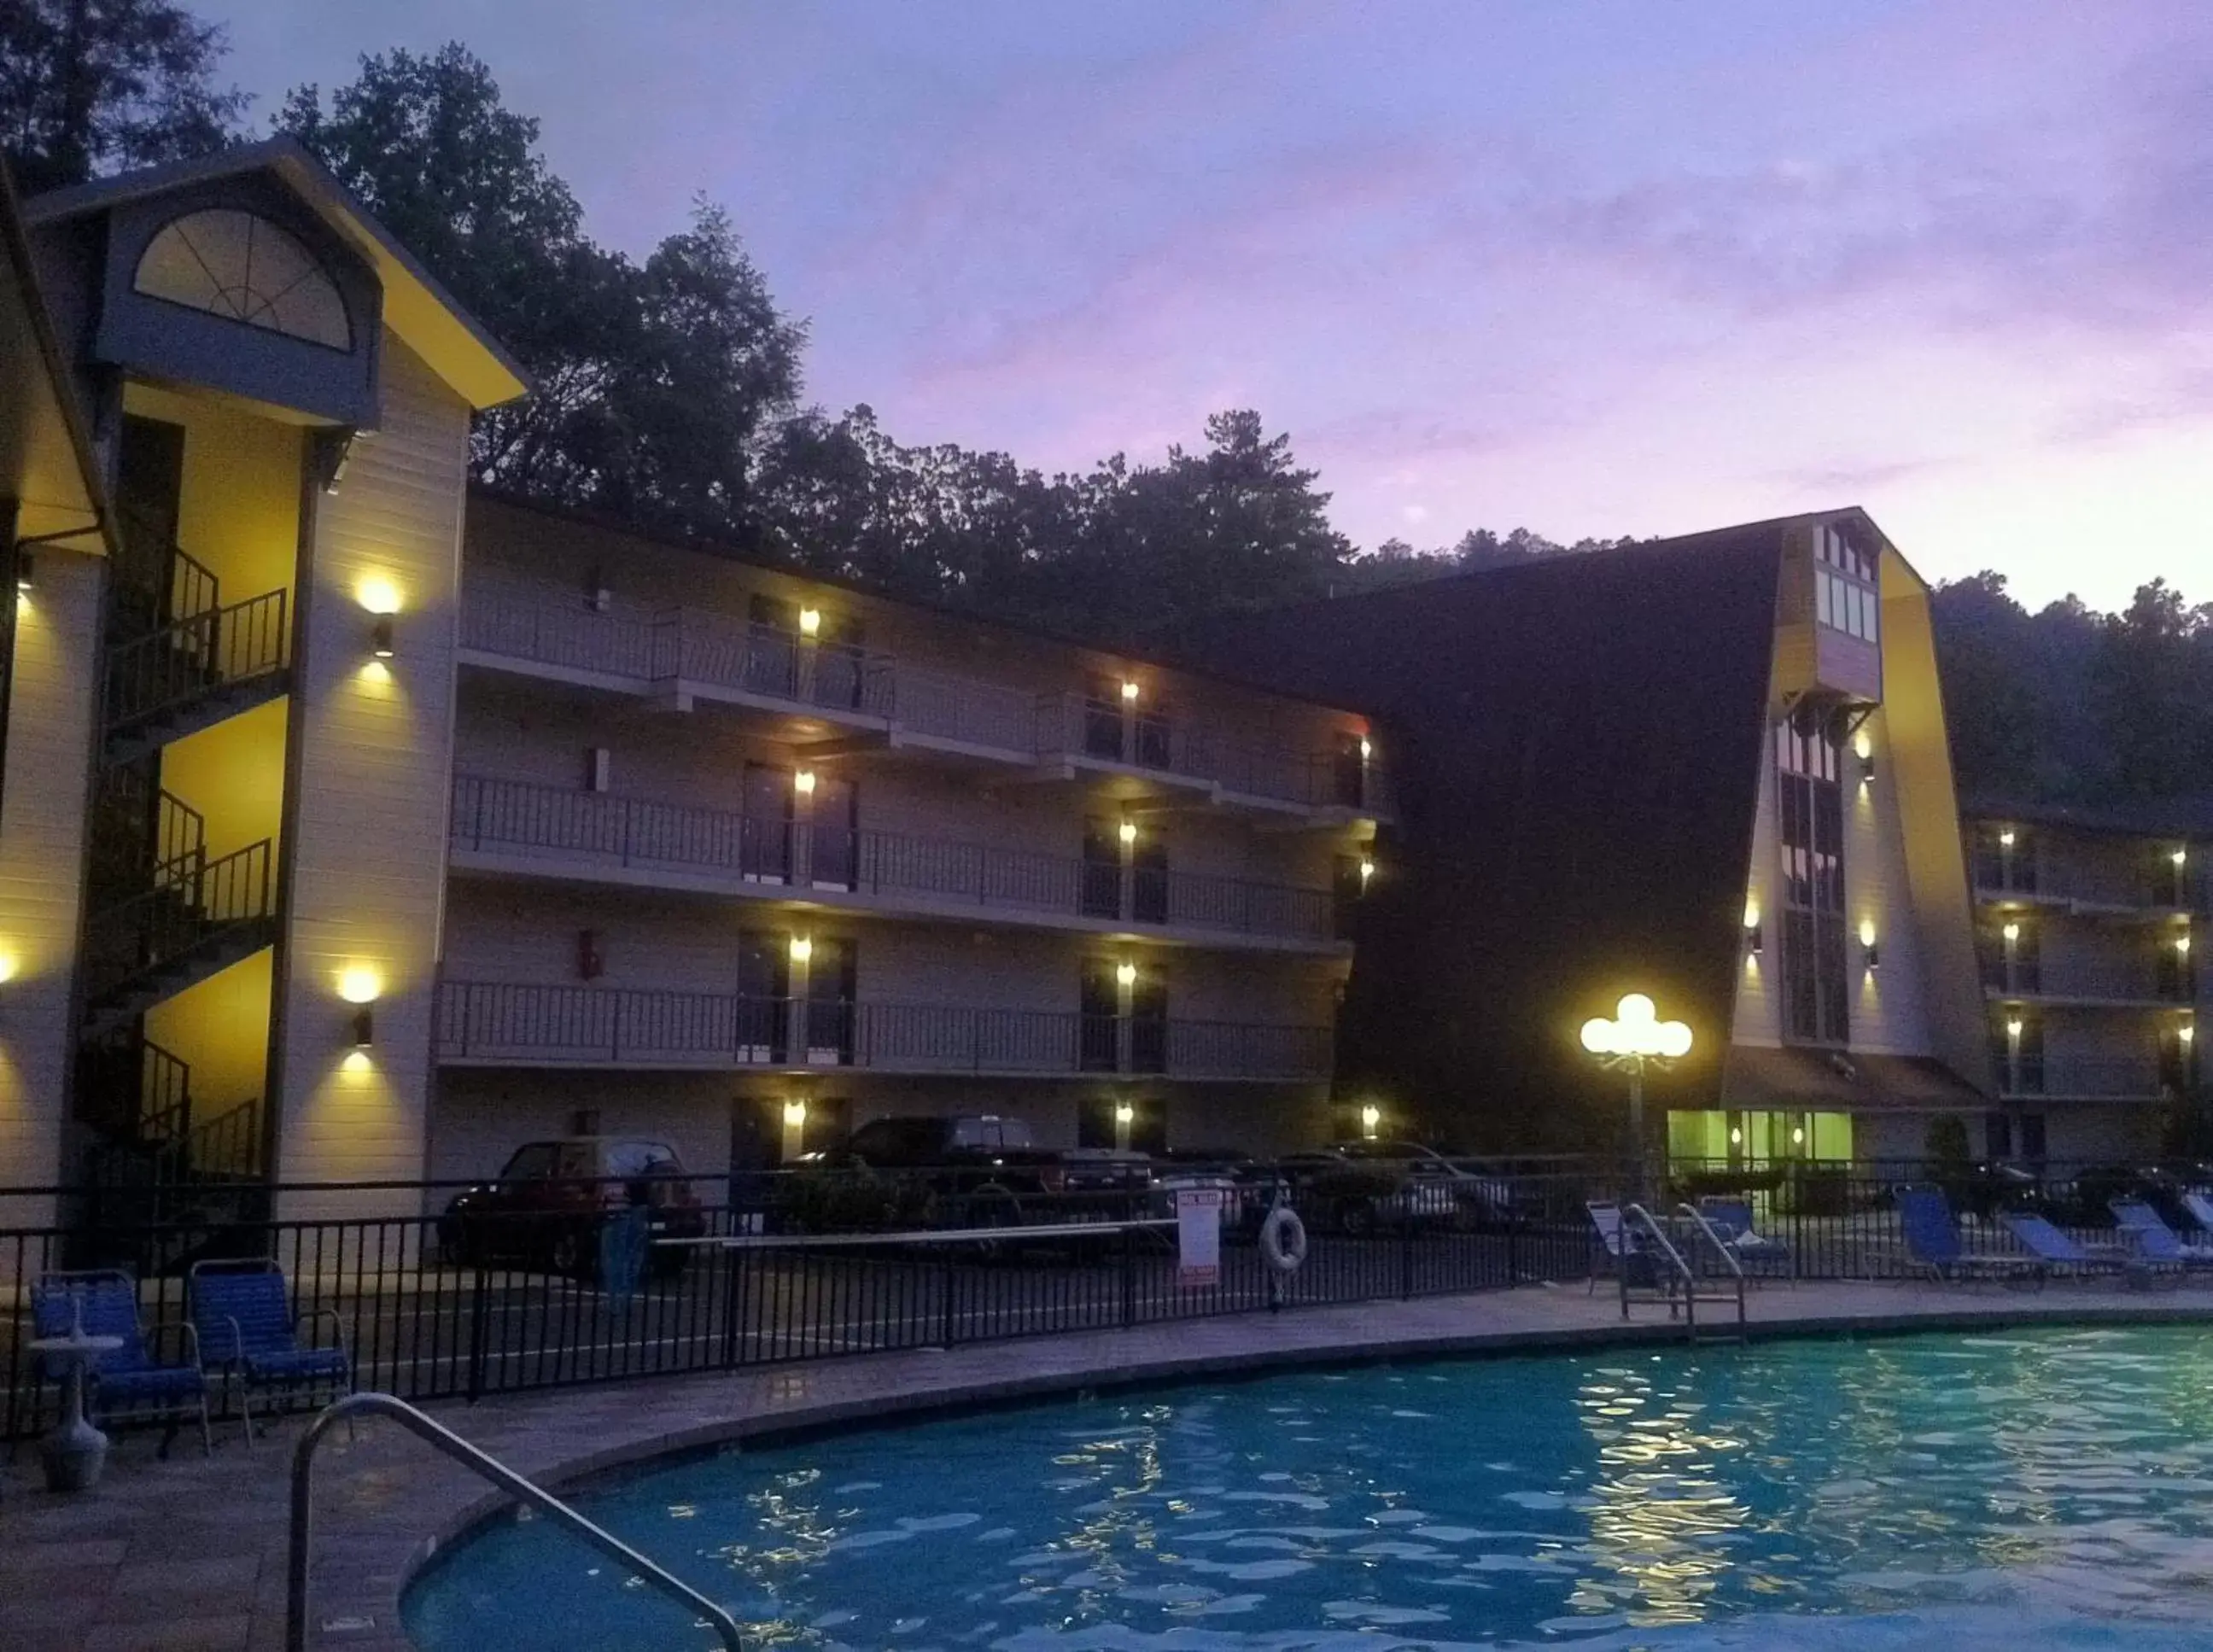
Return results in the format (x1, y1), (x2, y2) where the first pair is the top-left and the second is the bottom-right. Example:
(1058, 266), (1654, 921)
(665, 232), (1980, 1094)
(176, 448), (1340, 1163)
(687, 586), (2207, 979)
(102, 588), (290, 766)
(79, 835), (279, 1038)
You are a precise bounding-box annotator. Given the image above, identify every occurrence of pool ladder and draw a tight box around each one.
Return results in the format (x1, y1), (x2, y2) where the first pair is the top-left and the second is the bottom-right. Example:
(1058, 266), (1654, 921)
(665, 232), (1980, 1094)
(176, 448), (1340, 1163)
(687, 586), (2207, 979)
(1620, 1204), (1748, 1344)
(289, 1391), (748, 1651)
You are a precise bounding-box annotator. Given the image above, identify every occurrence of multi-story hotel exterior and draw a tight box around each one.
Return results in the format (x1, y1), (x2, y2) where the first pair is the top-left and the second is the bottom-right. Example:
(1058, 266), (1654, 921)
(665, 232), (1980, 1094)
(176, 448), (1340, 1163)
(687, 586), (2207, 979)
(1192, 511), (1996, 1168)
(0, 146), (1381, 1217)
(434, 495), (1378, 1181)
(1959, 797), (2206, 1164)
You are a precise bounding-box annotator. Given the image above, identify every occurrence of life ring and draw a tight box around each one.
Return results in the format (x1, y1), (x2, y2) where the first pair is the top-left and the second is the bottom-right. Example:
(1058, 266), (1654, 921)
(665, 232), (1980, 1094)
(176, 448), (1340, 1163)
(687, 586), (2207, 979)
(1260, 1205), (1309, 1274)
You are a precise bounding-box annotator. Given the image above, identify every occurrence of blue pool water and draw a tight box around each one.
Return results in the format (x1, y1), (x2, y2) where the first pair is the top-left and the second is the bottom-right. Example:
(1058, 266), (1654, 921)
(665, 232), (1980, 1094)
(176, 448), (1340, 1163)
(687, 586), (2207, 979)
(404, 1326), (2213, 1649)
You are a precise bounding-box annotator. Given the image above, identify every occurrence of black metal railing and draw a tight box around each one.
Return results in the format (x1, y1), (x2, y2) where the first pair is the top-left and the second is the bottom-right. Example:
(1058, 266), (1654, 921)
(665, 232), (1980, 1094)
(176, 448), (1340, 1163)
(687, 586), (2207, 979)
(1972, 850), (2204, 913)
(1984, 957), (2193, 1003)
(434, 980), (1334, 1079)
(1997, 1055), (2174, 1100)
(450, 775), (1340, 943)
(81, 838), (276, 1004)
(104, 588), (289, 734)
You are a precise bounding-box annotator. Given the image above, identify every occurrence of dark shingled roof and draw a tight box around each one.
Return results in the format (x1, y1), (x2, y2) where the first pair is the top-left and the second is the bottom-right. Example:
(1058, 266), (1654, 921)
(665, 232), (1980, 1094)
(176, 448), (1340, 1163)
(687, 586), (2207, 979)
(1183, 521), (1799, 1149)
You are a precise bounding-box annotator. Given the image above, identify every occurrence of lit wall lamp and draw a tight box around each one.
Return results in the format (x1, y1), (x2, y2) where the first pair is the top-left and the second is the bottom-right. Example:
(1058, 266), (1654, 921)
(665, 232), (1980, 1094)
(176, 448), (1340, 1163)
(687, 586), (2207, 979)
(782, 1098), (808, 1130)
(1118, 819), (1138, 847)
(337, 965), (381, 1046)
(2006, 1015), (2024, 1041)
(798, 606), (822, 638)
(370, 616), (395, 659)
(2002, 920), (2021, 943)
(789, 936), (813, 964)
(1115, 959), (1137, 988)
(1358, 855), (1376, 887)
(1743, 897), (1763, 959)
(2181, 1020), (2197, 1048)
(794, 768), (817, 796)
(1854, 728), (1874, 787)
(1113, 1100), (1135, 1126)
(13, 550), (31, 593)
(1859, 918), (1880, 970)
(1358, 737), (1373, 761)
(2176, 933), (2193, 959)
(1359, 1102), (1381, 1139)
(1999, 828), (2017, 848)
(350, 1007), (374, 1048)
(1120, 679), (1141, 703)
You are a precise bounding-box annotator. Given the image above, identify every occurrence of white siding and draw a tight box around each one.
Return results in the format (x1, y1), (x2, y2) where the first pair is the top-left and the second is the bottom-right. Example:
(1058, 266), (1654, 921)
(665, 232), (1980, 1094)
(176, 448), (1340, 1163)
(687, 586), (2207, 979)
(0, 546), (100, 1231)
(272, 336), (470, 1217)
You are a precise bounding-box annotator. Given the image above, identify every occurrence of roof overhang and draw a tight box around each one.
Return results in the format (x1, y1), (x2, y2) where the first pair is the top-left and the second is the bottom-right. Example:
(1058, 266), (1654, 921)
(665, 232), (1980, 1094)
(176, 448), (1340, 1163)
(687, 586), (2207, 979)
(1719, 1044), (1990, 1115)
(27, 137), (528, 412)
(0, 161), (111, 552)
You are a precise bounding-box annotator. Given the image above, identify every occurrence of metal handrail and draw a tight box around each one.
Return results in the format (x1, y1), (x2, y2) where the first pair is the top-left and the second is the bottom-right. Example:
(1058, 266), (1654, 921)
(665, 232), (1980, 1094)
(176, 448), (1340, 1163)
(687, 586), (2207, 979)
(1620, 1203), (1698, 1331)
(1673, 1202), (1750, 1338)
(289, 1391), (745, 1652)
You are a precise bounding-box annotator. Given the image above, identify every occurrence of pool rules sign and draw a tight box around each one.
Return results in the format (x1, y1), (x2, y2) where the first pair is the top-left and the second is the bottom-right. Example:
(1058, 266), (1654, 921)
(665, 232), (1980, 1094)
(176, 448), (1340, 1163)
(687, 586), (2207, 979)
(1176, 1188), (1223, 1287)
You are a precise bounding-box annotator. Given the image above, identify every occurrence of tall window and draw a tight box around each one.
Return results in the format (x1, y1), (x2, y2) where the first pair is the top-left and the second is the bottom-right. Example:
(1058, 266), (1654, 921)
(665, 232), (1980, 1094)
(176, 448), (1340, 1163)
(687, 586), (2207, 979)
(1777, 702), (1848, 1044)
(1813, 523), (1879, 645)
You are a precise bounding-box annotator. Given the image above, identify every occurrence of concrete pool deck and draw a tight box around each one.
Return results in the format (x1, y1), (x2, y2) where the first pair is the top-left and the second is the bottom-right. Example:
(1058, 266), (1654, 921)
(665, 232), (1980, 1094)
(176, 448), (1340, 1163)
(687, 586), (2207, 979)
(7, 1277), (2213, 1652)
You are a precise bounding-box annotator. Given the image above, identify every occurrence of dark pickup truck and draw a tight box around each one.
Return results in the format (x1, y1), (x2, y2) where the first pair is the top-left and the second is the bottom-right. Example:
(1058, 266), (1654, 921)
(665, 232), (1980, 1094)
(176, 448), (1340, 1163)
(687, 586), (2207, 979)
(793, 1113), (1149, 1229)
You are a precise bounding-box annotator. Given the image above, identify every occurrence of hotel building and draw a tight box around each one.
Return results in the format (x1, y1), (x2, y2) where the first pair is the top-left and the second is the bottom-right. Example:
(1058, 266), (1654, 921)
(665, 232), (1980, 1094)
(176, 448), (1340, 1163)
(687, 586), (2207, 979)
(1960, 797), (2207, 1164)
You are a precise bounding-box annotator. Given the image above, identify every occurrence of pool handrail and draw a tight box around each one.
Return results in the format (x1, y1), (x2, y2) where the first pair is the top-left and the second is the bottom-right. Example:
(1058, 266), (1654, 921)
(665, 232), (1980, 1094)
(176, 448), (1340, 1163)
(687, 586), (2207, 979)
(288, 1390), (748, 1652)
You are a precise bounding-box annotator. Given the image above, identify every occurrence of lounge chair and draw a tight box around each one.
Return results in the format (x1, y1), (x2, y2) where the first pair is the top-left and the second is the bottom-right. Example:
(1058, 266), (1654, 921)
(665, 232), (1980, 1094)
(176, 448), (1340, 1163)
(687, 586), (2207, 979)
(189, 1259), (352, 1443)
(1696, 1197), (1793, 1276)
(1586, 1201), (1663, 1293)
(2181, 1191), (2213, 1238)
(30, 1270), (211, 1456)
(1895, 1188), (2045, 1287)
(2111, 1200), (2213, 1272)
(2000, 1211), (2164, 1284)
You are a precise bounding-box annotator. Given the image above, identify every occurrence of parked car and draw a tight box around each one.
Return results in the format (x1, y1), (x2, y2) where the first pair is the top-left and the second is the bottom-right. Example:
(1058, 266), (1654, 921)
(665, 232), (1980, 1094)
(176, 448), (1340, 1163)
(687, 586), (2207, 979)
(1149, 1147), (1275, 1237)
(796, 1114), (1150, 1228)
(1280, 1141), (1513, 1235)
(439, 1137), (705, 1278)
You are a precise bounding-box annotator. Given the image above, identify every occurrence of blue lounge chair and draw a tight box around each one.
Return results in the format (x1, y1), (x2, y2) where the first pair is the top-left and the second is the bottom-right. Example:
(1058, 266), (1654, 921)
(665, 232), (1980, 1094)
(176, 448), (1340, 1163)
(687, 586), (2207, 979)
(30, 1270), (211, 1456)
(1896, 1188), (2045, 1286)
(2000, 1211), (2161, 1283)
(1586, 1201), (1664, 1293)
(1696, 1196), (1793, 1275)
(189, 1259), (352, 1443)
(2111, 1200), (2213, 1273)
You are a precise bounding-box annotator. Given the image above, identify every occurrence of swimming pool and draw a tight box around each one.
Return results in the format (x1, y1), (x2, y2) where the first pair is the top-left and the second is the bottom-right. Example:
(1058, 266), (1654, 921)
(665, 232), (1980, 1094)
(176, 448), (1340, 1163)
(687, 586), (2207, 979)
(404, 1325), (2213, 1649)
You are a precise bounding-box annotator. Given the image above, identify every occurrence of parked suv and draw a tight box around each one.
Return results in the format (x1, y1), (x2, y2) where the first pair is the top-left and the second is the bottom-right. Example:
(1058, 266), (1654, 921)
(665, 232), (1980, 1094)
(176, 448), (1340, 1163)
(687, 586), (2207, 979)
(439, 1137), (705, 1278)
(797, 1114), (1149, 1228)
(1281, 1141), (1512, 1235)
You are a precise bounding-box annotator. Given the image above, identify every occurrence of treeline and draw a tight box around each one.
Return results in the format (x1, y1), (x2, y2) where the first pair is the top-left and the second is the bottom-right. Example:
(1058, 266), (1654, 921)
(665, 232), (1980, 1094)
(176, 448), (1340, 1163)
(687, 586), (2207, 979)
(3, 7), (2204, 803)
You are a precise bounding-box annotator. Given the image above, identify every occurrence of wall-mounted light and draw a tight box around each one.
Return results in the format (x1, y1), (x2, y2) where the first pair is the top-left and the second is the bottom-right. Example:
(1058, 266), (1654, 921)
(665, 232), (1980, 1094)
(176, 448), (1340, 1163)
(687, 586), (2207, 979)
(13, 550), (32, 593)
(2175, 848), (2190, 868)
(1729, 1125), (1744, 1146)
(336, 966), (382, 1007)
(794, 768), (817, 796)
(1859, 918), (1880, 969)
(2182, 1021), (2198, 1048)
(1358, 737), (1373, 761)
(1743, 898), (1763, 958)
(798, 606), (821, 638)
(356, 575), (402, 616)
(1113, 1100), (1135, 1126)
(789, 936), (813, 964)
(2006, 1016), (2024, 1041)
(1118, 819), (1138, 847)
(0, 948), (19, 987)
(782, 1098), (808, 1130)
(1999, 828), (2016, 848)
(1115, 960), (1137, 988)
(1358, 856), (1376, 886)
(370, 616), (395, 659)
(1119, 679), (1140, 703)
(1854, 730), (1873, 763)
(350, 1007), (375, 1048)
(2001, 920), (2021, 944)
(1359, 1103), (1381, 1138)
(1790, 1125), (1807, 1147)
(2176, 933), (2193, 958)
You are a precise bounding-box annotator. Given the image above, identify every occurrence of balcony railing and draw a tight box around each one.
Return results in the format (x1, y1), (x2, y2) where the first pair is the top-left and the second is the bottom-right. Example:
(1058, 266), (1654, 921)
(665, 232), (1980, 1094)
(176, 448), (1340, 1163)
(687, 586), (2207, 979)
(434, 980), (1333, 1081)
(1972, 851), (2201, 912)
(1997, 1056), (2177, 1101)
(458, 583), (1386, 814)
(104, 588), (289, 733)
(449, 775), (1341, 943)
(1983, 959), (2195, 1004)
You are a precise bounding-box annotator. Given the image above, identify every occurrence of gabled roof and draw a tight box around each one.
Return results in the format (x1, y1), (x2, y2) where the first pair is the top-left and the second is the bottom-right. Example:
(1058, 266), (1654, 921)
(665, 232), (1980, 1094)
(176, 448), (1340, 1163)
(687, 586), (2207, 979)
(27, 137), (528, 411)
(0, 158), (113, 550)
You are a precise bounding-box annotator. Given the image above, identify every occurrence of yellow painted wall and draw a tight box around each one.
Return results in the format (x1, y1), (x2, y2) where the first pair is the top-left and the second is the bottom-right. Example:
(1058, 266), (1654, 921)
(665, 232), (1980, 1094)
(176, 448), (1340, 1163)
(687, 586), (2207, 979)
(121, 382), (303, 602)
(159, 696), (289, 862)
(144, 945), (272, 1122)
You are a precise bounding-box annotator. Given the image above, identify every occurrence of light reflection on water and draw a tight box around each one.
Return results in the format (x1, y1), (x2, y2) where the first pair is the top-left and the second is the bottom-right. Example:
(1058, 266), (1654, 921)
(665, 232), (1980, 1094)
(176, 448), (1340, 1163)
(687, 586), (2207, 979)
(406, 1325), (2213, 1650)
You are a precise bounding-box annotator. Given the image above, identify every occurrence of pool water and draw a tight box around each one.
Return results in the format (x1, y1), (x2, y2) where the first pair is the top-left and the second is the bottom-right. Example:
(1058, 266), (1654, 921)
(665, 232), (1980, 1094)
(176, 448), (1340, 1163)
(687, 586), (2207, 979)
(404, 1326), (2213, 1649)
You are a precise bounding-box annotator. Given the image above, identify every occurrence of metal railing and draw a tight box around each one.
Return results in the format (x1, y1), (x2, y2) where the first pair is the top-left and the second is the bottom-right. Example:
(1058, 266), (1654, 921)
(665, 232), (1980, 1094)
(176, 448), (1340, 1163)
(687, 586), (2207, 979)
(449, 775), (1340, 943)
(433, 981), (1334, 1080)
(289, 1392), (746, 1652)
(1983, 958), (2194, 1003)
(104, 588), (289, 733)
(81, 838), (276, 1003)
(1973, 851), (2202, 913)
(457, 585), (1388, 815)
(1999, 1056), (2175, 1100)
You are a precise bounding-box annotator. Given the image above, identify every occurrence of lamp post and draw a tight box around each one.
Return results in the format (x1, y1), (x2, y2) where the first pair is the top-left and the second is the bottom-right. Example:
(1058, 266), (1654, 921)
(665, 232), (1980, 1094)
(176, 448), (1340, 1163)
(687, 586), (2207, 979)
(1580, 993), (1692, 1207)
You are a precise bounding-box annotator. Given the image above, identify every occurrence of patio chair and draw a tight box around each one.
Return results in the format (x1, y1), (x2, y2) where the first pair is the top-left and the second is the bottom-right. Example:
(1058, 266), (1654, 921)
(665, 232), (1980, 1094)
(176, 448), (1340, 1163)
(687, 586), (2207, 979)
(1696, 1196), (1793, 1276)
(1586, 1201), (1662, 1293)
(189, 1258), (352, 1444)
(2181, 1191), (2213, 1237)
(2111, 1200), (2213, 1273)
(29, 1270), (211, 1457)
(1895, 1188), (2046, 1287)
(2001, 1211), (2169, 1285)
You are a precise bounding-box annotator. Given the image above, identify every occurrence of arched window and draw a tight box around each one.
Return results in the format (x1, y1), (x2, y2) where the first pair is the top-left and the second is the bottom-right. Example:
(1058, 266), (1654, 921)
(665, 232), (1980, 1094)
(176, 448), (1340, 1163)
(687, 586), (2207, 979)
(133, 208), (351, 349)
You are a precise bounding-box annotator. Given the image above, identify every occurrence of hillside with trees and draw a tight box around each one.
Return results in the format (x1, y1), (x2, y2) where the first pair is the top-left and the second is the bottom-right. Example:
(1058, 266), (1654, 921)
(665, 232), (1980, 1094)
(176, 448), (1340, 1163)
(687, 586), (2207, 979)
(3, 5), (2205, 806)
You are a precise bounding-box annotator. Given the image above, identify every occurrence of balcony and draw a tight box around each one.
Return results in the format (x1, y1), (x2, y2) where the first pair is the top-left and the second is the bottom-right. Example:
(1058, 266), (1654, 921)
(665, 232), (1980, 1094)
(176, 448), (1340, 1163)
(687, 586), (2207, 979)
(1982, 960), (2195, 1008)
(434, 980), (1334, 1083)
(1996, 1056), (2180, 1103)
(1971, 852), (2201, 916)
(448, 775), (1347, 951)
(458, 581), (1389, 820)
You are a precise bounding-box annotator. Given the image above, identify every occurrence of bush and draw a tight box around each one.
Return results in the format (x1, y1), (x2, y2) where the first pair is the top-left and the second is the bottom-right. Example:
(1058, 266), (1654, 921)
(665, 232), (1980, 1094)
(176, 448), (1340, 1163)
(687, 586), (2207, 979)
(774, 1167), (930, 1234)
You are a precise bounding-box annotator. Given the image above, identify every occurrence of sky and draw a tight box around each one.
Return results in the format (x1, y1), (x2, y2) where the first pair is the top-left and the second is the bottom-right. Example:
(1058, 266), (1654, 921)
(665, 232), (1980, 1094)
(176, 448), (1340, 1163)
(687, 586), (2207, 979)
(203, 2), (2213, 611)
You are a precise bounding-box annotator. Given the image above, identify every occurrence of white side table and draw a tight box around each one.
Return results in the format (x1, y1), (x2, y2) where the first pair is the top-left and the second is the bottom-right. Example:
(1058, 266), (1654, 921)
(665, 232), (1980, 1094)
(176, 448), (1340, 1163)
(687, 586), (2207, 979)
(28, 1330), (124, 1492)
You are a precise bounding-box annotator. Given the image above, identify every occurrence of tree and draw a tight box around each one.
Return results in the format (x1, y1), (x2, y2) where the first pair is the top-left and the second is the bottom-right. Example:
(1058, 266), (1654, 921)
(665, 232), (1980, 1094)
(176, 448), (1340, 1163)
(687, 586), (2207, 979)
(277, 44), (802, 538)
(0, 0), (246, 190)
(2089, 579), (2213, 801)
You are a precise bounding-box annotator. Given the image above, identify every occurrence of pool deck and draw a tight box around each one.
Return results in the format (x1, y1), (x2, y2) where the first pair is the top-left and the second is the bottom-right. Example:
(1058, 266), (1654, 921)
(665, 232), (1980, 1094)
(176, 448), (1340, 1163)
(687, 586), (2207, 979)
(7, 1276), (2213, 1652)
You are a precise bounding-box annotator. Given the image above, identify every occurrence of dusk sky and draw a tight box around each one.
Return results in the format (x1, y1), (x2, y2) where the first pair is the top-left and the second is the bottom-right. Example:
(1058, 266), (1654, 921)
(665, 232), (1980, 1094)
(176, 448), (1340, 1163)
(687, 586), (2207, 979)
(207, 3), (2211, 610)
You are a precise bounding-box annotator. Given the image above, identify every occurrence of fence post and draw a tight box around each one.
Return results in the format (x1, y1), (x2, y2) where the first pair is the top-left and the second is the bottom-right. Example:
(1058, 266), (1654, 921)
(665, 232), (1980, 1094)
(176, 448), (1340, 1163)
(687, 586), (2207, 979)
(465, 1255), (491, 1404)
(1119, 1221), (1136, 1328)
(1399, 1206), (1415, 1301)
(939, 1246), (959, 1348)
(719, 1240), (747, 1370)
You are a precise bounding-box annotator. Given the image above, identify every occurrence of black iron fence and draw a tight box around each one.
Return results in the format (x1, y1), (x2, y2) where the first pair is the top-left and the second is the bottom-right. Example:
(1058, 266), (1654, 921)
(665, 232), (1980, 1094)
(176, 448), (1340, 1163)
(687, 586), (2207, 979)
(7, 1155), (2210, 1443)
